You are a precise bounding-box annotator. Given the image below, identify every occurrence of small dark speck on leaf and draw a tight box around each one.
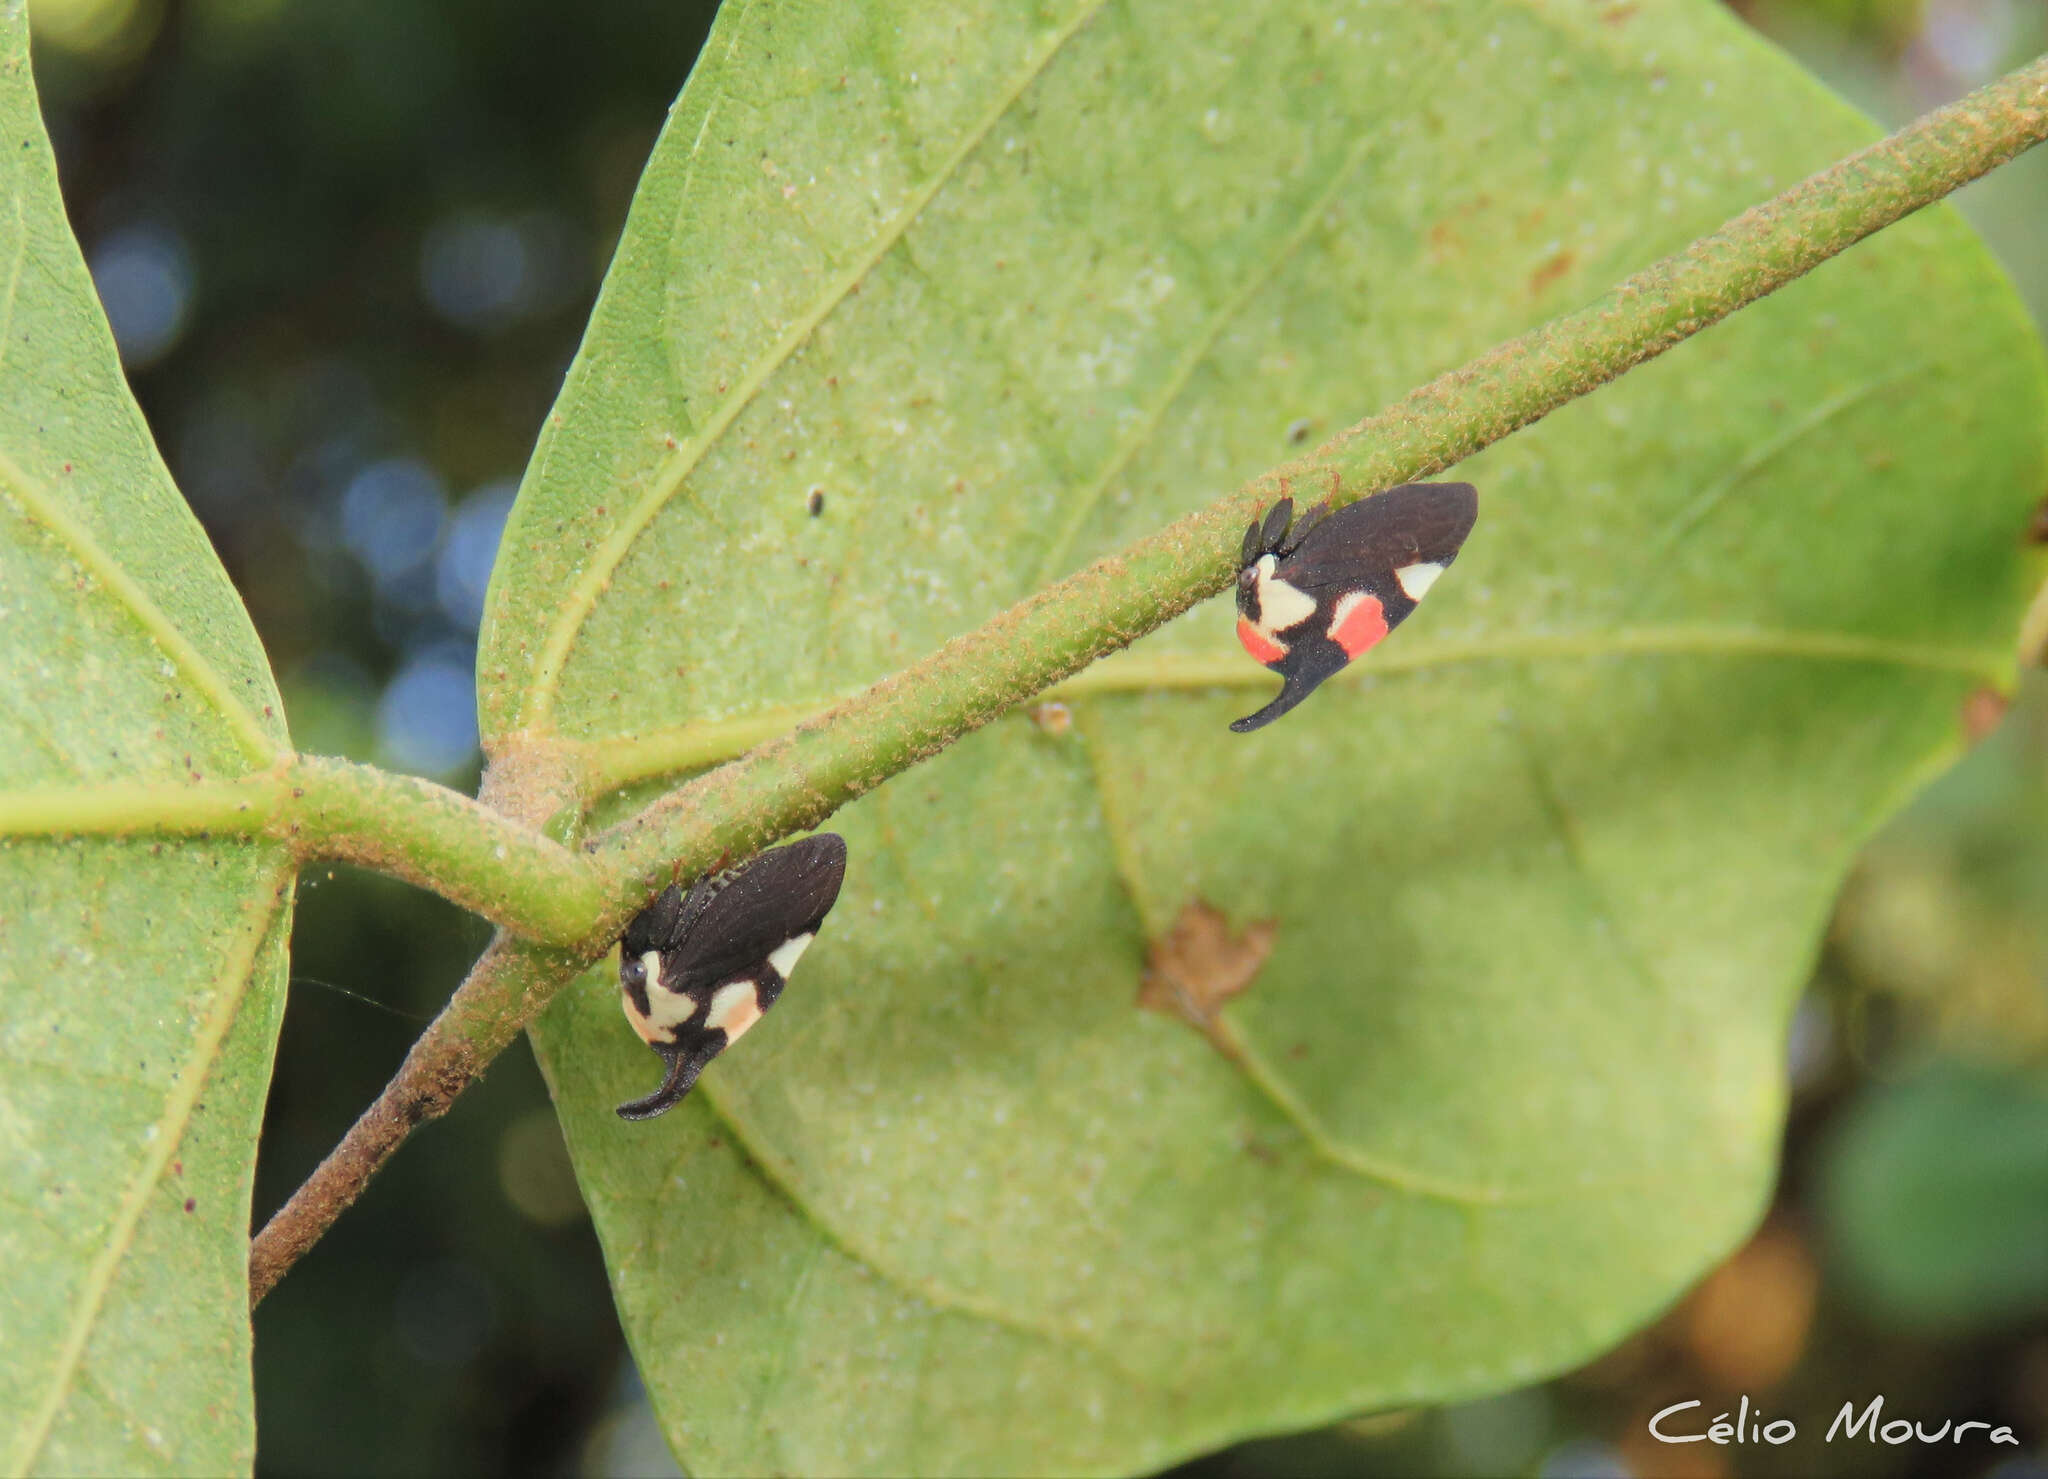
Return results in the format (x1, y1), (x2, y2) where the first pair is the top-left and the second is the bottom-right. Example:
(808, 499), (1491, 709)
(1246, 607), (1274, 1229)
(1286, 418), (1313, 445)
(807, 488), (825, 516)
(183, 1199), (196, 1213)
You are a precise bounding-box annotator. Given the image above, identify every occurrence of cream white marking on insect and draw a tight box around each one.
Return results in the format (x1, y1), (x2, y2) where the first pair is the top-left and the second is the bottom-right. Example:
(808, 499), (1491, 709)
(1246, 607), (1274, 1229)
(1252, 555), (1316, 634)
(621, 949), (699, 1046)
(1326, 590), (1368, 640)
(766, 932), (814, 980)
(1395, 560), (1445, 602)
(620, 989), (669, 1047)
(645, 982), (699, 1032)
(706, 980), (765, 1043)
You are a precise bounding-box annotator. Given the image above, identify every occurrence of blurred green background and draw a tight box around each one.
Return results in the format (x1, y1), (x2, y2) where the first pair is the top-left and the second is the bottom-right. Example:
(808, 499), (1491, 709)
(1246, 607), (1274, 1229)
(23, 0), (2048, 1473)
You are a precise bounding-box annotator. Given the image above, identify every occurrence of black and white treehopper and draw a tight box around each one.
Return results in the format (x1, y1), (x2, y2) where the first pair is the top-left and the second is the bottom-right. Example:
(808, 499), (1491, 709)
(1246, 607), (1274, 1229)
(614, 833), (848, 1121)
(1231, 481), (1479, 732)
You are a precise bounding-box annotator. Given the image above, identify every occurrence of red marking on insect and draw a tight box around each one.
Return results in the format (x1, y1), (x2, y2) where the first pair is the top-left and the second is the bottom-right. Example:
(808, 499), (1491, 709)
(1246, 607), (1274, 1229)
(1236, 618), (1287, 666)
(1331, 595), (1389, 658)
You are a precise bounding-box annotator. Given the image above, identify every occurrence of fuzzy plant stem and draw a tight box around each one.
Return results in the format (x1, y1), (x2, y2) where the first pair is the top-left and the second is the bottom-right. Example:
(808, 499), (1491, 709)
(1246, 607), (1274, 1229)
(250, 52), (2048, 1303)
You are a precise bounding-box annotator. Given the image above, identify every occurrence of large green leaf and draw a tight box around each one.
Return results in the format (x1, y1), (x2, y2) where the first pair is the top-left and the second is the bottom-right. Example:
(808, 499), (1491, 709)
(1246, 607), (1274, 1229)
(491, 0), (2048, 1471)
(0, 11), (292, 1473)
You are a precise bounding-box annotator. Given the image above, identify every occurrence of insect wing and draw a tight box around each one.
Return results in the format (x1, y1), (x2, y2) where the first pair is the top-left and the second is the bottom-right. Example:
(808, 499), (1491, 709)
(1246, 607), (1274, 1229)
(1272, 481), (1476, 598)
(662, 834), (847, 991)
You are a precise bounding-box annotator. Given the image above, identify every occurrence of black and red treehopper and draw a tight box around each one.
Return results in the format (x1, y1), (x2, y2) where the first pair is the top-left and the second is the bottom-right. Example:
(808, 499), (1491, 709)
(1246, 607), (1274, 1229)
(1231, 481), (1478, 732)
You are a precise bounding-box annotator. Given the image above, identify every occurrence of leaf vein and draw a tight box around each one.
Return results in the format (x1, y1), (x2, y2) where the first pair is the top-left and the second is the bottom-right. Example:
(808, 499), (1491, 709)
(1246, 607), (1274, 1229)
(13, 880), (286, 1475)
(523, 0), (1115, 729)
(578, 622), (2000, 794)
(693, 1086), (1161, 1389)
(0, 449), (279, 767)
(0, 191), (25, 378)
(1029, 113), (1386, 588)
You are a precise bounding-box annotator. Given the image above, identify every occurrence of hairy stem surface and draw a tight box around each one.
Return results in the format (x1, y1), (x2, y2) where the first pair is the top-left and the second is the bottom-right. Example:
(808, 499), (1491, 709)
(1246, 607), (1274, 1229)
(251, 52), (2048, 1302)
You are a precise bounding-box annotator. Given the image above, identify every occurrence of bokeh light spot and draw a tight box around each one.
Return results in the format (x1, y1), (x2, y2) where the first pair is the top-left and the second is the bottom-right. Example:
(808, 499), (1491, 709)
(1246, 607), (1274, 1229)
(497, 1109), (586, 1228)
(436, 479), (516, 631)
(419, 210), (584, 334)
(375, 643), (478, 777)
(28, 0), (152, 58)
(392, 1261), (495, 1369)
(341, 456), (446, 584)
(88, 223), (193, 368)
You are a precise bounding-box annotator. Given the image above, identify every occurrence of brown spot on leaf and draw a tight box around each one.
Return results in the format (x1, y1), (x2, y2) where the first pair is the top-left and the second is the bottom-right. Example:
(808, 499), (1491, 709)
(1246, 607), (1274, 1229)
(2027, 496), (2048, 543)
(1962, 685), (2009, 743)
(1529, 249), (1576, 296)
(1138, 900), (1277, 1060)
(1026, 701), (1072, 735)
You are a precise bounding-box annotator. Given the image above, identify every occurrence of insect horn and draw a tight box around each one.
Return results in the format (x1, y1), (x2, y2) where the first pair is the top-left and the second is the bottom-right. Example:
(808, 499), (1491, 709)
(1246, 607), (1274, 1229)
(1240, 516), (1265, 565)
(1258, 497), (1294, 553)
(615, 1045), (709, 1122)
(1229, 643), (1350, 733)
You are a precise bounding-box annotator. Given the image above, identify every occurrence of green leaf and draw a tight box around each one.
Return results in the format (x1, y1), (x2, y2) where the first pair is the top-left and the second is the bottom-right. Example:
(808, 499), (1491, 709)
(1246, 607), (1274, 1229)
(499, 0), (2048, 1471)
(1821, 1064), (2048, 1332)
(0, 12), (293, 1474)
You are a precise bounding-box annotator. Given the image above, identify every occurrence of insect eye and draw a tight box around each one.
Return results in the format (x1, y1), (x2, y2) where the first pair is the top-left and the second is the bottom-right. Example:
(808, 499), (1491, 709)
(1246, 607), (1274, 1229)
(1237, 566), (1257, 589)
(621, 959), (644, 988)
